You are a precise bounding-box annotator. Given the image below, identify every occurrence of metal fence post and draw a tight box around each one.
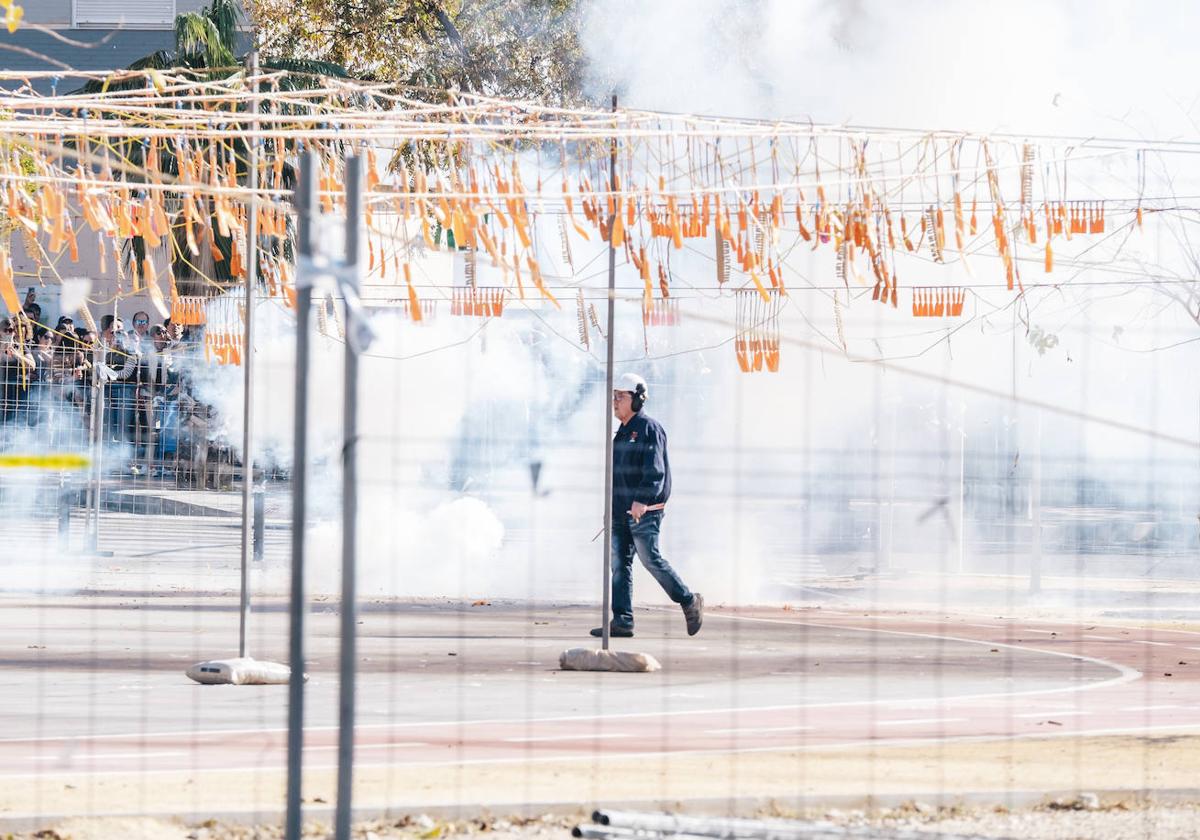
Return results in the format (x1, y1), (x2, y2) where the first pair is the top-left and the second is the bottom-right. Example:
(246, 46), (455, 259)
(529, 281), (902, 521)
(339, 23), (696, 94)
(238, 49), (260, 659)
(285, 150), (318, 840)
(253, 486), (265, 563)
(57, 474), (71, 551)
(600, 94), (618, 651)
(1030, 410), (1043, 594)
(87, 343), (104, 553)
(334, 153), (362, 840)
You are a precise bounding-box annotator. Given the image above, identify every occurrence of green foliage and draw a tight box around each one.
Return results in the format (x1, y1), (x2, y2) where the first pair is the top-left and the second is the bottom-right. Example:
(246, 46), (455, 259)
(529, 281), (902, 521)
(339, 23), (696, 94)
(175, 12), (236, 67)
(251, 0), (587, 106)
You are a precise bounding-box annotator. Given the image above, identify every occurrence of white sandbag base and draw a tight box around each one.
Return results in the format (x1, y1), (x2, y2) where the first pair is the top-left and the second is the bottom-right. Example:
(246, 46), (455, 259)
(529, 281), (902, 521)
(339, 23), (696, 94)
(186, 657), (297, 685)
(559, 648), (662, 673)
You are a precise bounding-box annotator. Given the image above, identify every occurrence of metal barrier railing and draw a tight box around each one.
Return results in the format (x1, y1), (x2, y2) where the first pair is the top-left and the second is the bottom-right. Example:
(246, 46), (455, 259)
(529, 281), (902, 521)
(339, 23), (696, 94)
(0, 327), (291, 564)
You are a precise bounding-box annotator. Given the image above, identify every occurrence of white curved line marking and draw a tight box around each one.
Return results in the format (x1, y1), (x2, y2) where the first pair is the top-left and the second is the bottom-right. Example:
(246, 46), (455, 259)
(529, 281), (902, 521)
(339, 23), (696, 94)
(0, 610), (1144, 748)
(703, 611), (1143, 701)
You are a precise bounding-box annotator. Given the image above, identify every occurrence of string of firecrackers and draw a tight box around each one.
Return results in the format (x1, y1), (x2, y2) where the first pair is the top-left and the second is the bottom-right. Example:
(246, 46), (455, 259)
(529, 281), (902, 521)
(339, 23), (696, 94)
(0, 72), (1151, 347)
(203, 292), (244, 365)
(643, 298), (679, 327)
(0, 78), (1162, 154)
(734, 287), (782, 373)
(449, 286), (504, 317)
(912, 287), (966, 318)
(0, 75), (1157, 201)
(346, 132), (1133, 342)
(0, 123), (300, 324)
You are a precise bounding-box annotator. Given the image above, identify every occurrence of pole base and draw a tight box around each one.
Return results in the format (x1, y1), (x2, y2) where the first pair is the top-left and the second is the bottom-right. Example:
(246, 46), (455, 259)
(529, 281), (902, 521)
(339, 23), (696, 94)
(186, 657), (301, 685)
(559, 648), (661, 672)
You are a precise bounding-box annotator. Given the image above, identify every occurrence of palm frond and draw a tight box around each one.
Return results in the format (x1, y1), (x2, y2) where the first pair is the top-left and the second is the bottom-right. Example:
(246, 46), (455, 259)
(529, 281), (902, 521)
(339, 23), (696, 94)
(204, 0), (245, 52)
(175, 13), (235, 67)
(127, 51), (176, 72)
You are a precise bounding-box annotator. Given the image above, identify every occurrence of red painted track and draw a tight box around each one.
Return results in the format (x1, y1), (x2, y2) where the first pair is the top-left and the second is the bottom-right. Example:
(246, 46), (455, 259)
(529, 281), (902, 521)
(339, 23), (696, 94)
(4, 608), (1197, 777)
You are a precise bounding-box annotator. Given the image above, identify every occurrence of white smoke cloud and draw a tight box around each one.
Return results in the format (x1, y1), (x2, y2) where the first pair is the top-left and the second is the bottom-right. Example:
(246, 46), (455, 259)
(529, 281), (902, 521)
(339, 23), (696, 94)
(76, 2), (1200, 609)
(572, 0), (1200, 605)
(581, 0), (1200, 138)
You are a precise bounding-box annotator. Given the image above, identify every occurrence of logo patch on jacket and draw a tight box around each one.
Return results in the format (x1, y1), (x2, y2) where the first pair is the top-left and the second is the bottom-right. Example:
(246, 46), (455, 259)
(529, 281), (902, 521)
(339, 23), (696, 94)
(629, 431), (638, 442)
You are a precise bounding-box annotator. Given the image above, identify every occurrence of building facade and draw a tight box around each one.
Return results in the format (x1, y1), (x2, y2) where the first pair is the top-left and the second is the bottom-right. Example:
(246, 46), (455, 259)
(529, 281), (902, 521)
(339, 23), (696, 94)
(2, 1), (237, 93)
(1, 2), (250, 322)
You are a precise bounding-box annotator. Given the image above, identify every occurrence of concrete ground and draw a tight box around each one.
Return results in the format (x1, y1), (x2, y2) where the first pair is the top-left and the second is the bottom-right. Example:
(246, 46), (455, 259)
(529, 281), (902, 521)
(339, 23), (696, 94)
(2, 484), (1200, 833)
(2, 590), (1199, 829)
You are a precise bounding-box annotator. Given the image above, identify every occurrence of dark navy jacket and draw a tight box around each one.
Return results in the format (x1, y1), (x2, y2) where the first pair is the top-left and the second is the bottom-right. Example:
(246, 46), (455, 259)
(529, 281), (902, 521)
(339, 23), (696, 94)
(612, 411), (671, 518)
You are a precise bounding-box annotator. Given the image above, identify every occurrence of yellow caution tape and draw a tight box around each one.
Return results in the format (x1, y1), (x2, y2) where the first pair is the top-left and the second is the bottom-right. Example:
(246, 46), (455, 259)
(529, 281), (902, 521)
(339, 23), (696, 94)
(0, 453), (91, 470)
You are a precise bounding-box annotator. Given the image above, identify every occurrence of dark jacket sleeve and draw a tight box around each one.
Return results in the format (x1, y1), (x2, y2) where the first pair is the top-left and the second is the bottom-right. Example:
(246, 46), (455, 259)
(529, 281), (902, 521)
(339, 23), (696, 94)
(634, 422), (667, 504)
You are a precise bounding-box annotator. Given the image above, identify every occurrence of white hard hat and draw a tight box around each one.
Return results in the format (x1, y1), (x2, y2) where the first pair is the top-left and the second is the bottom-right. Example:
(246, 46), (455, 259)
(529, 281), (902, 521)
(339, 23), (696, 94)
(614, 372), (647, 394)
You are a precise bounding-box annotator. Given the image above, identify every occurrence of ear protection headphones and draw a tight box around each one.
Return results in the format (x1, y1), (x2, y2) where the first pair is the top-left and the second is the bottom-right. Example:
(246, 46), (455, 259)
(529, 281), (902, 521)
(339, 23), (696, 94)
(631, 383), (647, 412)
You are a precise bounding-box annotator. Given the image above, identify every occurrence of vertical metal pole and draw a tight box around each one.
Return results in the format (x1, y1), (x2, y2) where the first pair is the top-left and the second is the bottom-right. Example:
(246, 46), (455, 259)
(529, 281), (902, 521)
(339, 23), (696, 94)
(1030, 410), (1043, 594)
(88, 344), (104, 552)
(86, 359), (98, 551)
(57, 476), (71, 551)
(253, 487), (265, 562)
(238, 50), (260, 659)
(601, 94), (618, 651)
(958, 409), (966, 574)
(334, 155), (362, 840)
(286, 150), (318, 840)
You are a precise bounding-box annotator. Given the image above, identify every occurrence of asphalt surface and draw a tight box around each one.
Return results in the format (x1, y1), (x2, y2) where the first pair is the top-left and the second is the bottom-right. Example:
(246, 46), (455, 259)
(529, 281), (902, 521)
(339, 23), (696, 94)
(2, 596), (1196, 779)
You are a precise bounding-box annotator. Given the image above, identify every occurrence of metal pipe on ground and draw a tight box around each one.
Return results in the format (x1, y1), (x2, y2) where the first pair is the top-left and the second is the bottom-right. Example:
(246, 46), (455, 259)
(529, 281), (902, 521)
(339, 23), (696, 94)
(587, 811), (999, 840)
(595, 811), (825, 838)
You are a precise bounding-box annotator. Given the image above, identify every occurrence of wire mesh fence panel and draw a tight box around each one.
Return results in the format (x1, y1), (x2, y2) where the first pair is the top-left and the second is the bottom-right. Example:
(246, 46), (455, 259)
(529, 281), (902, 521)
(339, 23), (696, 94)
(4, 53), (1200, 840)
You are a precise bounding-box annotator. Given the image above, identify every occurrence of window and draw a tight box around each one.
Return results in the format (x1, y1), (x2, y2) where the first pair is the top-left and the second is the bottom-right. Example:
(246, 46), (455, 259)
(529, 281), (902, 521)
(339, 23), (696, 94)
(74, 0), (176, 27)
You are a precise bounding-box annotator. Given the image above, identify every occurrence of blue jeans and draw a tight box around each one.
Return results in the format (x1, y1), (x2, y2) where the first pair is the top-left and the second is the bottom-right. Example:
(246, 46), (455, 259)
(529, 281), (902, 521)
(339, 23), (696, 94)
(105, 382), (136, 443)
(610, 509), (693, 629)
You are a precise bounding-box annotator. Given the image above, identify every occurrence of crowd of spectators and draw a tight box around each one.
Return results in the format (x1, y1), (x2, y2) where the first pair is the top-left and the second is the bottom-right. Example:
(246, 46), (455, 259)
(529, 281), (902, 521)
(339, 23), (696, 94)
(0, 290), (217, 481)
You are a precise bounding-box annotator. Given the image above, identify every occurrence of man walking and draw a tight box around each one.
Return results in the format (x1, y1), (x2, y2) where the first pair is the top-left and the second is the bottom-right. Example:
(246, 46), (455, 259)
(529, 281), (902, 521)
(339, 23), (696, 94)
(592, 372), (703, 638)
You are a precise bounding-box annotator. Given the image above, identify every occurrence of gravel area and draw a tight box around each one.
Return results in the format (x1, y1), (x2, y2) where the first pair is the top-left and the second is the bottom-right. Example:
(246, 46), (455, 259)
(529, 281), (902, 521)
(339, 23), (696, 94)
(12, 800), (1200, 840)
(817, 798), (1200, 839)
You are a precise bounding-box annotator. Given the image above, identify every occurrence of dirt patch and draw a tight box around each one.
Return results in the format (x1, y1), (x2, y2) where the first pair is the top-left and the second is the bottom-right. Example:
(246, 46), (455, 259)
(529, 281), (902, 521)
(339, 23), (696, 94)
(5, 734), (1200, 836)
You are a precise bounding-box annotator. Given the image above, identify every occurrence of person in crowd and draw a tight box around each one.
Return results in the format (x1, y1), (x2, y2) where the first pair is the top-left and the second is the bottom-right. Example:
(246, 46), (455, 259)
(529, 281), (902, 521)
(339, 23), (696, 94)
(130, 311), (152, 346)
(26, 329), (57, 428)
(51, 325), (86, 407)
(129, 312), (157, 474)
(99, 314), (139, 446)
(31, 330), (54, 381)
(0, 306), (219, 485)
(70, 328), (96, 416)
(0, 317), (36, 427)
